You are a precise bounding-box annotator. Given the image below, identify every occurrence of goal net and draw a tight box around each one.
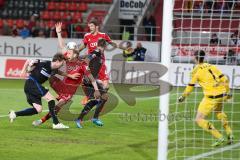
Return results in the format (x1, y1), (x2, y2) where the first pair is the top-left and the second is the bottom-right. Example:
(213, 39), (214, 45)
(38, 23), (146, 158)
(161, 0), (240, 159)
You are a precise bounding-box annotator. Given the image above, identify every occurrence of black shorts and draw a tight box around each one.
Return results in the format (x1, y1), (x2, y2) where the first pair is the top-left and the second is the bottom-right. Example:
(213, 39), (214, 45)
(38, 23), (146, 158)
(24, 78), (48, 106)
(82, 79), (107, 99)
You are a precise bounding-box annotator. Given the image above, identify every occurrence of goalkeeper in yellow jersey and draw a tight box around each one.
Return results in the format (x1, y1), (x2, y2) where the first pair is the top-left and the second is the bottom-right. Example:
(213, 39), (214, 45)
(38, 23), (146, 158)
(178, 50), (233, 147)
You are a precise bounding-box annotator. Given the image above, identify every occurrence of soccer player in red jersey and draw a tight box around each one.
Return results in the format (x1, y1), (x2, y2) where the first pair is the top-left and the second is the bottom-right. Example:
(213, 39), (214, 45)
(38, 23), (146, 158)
(78, 19), (120, 88)
(32, 22), (101, 126)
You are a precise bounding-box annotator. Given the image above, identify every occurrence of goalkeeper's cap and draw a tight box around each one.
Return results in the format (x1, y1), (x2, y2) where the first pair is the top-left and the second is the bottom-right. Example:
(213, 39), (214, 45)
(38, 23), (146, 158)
(66, 42), (77, 50)
(194, 50), (205, 62)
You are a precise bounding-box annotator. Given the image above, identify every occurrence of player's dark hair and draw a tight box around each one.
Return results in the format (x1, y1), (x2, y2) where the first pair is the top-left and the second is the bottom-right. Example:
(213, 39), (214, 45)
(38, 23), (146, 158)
(52, 53), (65, 62)
(97, 38), (107, 48)
(88, 18), (99, 26)
(194, 50), (205, 63)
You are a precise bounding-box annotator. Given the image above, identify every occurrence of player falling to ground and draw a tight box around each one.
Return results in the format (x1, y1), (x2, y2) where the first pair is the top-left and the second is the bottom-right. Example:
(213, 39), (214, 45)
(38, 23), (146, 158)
(75, 38), (109, 128)
(32, 22), (101, 127)
(178, 50), (233, 147)
(78, 18), (123, 106)
(9, 54), (72, 129)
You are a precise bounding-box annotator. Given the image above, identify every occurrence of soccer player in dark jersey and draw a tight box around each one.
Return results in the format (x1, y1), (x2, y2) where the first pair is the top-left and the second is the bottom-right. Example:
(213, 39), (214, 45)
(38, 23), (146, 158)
(75, 38), (109, 128)
(9, 54), (74, 129)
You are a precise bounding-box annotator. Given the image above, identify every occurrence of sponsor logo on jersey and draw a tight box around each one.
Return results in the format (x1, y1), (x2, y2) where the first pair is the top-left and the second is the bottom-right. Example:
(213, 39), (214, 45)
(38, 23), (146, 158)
(40, 69), (51, 78)
(90, 42), (98, 48)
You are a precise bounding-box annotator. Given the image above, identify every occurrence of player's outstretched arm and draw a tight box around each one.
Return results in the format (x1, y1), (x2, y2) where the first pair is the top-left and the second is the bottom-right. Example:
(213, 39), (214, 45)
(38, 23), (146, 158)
(77, 43), (86, 54)
(178, 72), (197, 102)
(110, 41), (134, 52)
(55, 22), (65, 52)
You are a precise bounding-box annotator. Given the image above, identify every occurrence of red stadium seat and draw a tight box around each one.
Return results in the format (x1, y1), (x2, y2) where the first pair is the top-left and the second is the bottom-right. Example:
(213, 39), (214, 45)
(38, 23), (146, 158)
(75, 24), (83, 32)
(41, 11), (51, 20)
(62, 30), (68, 38)
(69, 3), (77, 11)
(0, 19), (3, 28)
(73, 12), (82, 21)
(46, 20), (55, 29)
(47, 2), (56, 10)
(62, 12), (70, 20)
(78, 3), (88, 12)
(7, 19), (14, 27)
(102, 0), (112, 3)
(52, 11), (61, 20)
(59, 2), (67, 11)
(16, 19), (24, 29)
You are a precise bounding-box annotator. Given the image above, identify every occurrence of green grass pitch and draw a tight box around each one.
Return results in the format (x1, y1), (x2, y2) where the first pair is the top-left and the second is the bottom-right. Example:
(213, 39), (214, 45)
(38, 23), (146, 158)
(0, 79), (239, 160)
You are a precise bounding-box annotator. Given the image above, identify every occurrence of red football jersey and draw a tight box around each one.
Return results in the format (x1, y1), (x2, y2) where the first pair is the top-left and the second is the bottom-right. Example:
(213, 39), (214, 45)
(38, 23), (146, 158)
(83, 32), (112, 54)
(63, 60), (89, 85)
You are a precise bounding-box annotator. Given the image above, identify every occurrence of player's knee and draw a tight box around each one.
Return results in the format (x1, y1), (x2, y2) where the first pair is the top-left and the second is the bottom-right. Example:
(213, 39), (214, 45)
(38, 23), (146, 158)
(48, 100), (55, 109)
(195, 117), (202, 125)
(216, 112), (227, 120)
(33, 104), (43, 113)
(101, 93), (108, 101)
(43, 92), (55, 102)
(103, 81), (109, 89)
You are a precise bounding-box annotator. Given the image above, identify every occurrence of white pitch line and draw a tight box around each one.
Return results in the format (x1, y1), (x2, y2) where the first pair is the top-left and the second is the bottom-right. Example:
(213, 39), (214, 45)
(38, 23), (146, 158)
(185, 142), (240, 160)
(0, 111), (125, 119)
(0, 110), (50, 118)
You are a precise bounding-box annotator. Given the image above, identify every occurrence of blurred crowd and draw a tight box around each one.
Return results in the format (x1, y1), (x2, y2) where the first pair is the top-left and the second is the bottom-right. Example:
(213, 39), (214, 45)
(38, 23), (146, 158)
(209, 31), (240, 65)
(0, 14), (85, 39)
(184, 0), (240, 13)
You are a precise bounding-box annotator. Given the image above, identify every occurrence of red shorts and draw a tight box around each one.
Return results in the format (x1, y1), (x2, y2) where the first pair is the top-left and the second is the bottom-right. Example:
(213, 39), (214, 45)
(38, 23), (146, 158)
(98, 64), (109, 81)
(49, 76), (79, 101)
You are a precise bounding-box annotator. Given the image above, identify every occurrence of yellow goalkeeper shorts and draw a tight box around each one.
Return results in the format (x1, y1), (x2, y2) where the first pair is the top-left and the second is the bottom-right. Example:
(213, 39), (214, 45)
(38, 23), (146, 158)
(197, 95), (228, 116)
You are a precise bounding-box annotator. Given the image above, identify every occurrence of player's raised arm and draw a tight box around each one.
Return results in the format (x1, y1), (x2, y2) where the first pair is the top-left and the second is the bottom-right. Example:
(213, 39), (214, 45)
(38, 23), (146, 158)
(55, 22), (65, 52)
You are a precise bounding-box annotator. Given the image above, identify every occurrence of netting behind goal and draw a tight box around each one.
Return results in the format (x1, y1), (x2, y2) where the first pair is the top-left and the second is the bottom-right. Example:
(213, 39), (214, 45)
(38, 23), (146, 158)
(167, 0), (240, 159)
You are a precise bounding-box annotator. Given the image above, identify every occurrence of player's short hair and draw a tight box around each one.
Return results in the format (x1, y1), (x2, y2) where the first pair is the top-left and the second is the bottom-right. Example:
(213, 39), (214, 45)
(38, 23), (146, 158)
(194, 50), (205, 63)
(88, 18), (99, 26)
(52, 53), (65, 62)
(97, 38), (107, 48)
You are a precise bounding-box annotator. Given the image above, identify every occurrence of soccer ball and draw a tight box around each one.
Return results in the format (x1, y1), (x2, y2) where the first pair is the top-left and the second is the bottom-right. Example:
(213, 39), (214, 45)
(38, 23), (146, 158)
(66, 42), (77, 50)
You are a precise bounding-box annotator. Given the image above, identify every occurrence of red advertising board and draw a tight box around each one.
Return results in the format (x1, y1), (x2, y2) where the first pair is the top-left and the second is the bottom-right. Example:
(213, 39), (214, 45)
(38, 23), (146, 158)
(5, 59), (26, 78)
(172, 44), (240, 56)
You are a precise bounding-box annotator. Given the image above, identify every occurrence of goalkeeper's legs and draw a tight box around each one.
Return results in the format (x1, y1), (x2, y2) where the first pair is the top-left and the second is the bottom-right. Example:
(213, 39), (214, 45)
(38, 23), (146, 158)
(196, 98), (225, 146)
(195, 112), (223, 140)
(215, 104), (233, 144)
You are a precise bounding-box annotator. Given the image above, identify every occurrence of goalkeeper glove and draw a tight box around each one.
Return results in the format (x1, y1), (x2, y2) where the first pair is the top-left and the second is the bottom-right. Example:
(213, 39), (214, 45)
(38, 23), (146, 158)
(178, 95), (185, 103)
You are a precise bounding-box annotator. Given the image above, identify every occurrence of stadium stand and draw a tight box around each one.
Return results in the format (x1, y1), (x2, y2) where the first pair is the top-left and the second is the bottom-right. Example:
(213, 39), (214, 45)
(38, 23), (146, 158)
(0, 0), (112, 38)
(172, 0), (240, 65)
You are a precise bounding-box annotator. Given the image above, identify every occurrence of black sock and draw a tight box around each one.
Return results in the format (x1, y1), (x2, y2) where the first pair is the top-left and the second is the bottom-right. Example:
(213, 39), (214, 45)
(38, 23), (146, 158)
(15, 108), (38, 116)
(48, 100), (59, 125)
(93, 99), (107, 119)
(78, 100), (99, 120)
